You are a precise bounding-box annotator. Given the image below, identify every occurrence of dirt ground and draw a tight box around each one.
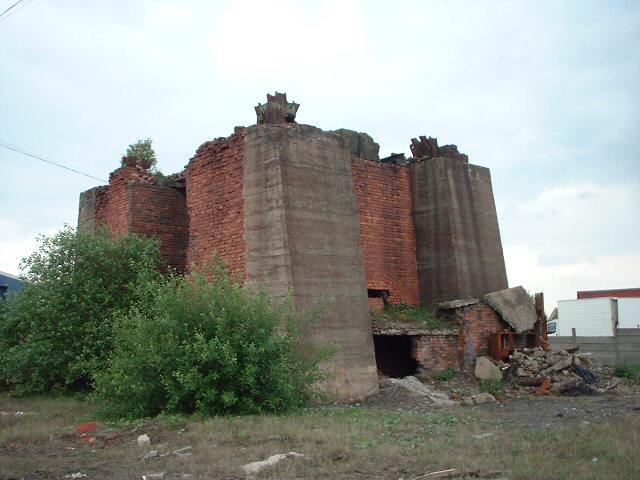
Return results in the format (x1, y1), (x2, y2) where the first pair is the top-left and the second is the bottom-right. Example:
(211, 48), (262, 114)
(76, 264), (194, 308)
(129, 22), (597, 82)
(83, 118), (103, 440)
(361, 381), (640, 430)
(1, 382), (639, 480)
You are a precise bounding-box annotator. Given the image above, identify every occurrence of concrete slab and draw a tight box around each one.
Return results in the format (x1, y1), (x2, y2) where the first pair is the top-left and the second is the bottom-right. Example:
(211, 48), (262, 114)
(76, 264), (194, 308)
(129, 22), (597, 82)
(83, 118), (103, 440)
(484, 286), (536, 333)
(438, 298), (480, 310)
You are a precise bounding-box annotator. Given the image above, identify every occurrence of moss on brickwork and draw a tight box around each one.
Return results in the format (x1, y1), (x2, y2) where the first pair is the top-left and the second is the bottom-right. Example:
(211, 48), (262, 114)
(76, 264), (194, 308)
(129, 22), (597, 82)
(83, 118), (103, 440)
(371, 303), (450, 331)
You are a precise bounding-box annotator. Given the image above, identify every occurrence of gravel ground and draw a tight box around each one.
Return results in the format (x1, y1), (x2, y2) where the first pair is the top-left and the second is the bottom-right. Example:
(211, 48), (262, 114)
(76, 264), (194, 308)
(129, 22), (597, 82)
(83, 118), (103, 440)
(357, 376), (640, 430)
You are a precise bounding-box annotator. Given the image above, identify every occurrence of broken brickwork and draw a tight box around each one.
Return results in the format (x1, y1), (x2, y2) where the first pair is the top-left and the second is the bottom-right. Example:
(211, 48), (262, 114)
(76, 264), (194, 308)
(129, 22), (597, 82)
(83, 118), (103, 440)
(185, 129), (246, 277)
(79, 160), (188, 272)
(412, 303), (509, 375)
(457, 303), (508, 372)
(78, 93), (509, 399)
(413, 334), (461, 372)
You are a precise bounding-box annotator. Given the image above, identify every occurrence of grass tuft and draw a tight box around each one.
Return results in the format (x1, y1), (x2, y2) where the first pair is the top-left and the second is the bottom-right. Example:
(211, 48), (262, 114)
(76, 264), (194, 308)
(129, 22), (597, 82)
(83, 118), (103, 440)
(614, 364), (640, 384)
(434, 369), (456, 381)
(479, 379), (505, 397)
(372, 303), (451, 330)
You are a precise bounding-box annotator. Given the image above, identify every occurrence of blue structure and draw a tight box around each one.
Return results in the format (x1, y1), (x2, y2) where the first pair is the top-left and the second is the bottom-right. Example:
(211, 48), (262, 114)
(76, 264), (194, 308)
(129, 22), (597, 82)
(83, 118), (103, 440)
(0, 271), (24, 298)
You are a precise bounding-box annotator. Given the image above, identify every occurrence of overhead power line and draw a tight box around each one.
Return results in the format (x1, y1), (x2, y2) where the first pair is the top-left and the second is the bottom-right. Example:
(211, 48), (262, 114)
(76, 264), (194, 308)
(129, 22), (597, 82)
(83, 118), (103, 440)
(0, 140), (108, 183)
(0, 0), (25, 18)
(0, 0), (33, 23)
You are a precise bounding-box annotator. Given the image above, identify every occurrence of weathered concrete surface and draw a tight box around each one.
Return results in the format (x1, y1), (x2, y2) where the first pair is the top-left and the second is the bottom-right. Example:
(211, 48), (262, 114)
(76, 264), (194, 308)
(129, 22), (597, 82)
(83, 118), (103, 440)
(410, 136), (439, 159)
(255, 92), (299, 125)
(437, 298), (480, 310)
(331, 128), (380, 160)
(389, 376), (457, 406)
(411, 157), (508, 304)
(410, 136), (469, 162)
(78, 188), (98, 233)
(484, 286), (536, 333)
(242, 124), (379, 400)
(550, 329), (640, 366)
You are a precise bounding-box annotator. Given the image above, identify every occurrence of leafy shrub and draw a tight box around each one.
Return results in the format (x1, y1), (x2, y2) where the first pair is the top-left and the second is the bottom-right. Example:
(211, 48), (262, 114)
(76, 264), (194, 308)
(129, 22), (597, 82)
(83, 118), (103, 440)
(434, 369), (455, 381)
(0, 227), (162, 394)
(124, 138), (156, 169)
(93, 262), (325, 419)
(614, 364), (640, 384)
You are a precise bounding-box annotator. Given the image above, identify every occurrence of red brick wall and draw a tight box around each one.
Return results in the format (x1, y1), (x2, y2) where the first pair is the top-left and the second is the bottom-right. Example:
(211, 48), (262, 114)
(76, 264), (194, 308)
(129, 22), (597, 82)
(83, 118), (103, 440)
(352, 159), (419, 305)
(369, 297), (385, 311)
(93, 167), (139, 235)
(185, 130), (246, 276)
(457, 303), (507, 372)
(129, 184), (189, 272)
(577, 288), (640, 299)
(413, 335), (460, 372)
(92, 165), (189, 272)
(410, 304), (508, 374)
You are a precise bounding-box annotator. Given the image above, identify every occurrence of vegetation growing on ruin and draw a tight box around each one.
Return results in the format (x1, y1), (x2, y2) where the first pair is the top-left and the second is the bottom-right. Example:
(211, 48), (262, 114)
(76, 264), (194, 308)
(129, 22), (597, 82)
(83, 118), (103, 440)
(372, 303), (450, 330)
(479, 379), (505, 398)
(124, 138), (157, 169)
(433, 368), (456, 382)
(0, 229), (325, 417)
(614, 364), (640, 385)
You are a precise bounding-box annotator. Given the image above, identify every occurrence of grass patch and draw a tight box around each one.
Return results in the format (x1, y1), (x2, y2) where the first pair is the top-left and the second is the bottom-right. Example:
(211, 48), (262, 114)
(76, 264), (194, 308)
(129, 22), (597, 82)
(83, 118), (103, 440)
(614, 365), (640, 384)
(434, 369), (456, 381)
(0, 395), (94, 445)
(479, 379), (505, 397)
(372, 303), (451, 330)
(1, 395), (639, 479)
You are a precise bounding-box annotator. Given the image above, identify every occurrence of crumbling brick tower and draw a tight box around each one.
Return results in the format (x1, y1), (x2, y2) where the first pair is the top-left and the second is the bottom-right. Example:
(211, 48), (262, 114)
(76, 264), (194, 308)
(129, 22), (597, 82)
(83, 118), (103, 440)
(78, 92), (507, 400)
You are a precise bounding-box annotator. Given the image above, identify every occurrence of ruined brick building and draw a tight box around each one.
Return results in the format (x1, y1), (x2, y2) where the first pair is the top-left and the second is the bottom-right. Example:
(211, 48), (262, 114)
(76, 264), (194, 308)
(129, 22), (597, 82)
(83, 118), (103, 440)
(78, 93), (509, 400)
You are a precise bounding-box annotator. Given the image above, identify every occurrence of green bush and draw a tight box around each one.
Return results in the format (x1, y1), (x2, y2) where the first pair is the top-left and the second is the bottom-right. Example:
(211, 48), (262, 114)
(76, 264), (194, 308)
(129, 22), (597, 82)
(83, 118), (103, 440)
(124, 138), (157, 169)
(93, 262), (325, 419)
(0, 227), (162, 394)
(614, 364), (640, 384)
(434, 369), (455, 381)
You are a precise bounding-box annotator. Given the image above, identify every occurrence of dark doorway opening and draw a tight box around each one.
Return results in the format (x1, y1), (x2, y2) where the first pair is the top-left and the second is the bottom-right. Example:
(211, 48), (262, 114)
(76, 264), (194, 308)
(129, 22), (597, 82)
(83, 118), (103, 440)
(367, 288), (390, 300)
(373, 334), (418, 378)
(368, 289), (390, 311)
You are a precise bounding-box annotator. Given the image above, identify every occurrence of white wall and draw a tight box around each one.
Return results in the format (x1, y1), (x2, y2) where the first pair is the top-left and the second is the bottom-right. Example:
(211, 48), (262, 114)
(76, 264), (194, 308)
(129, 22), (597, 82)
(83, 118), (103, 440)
(557, 298), (615, 337)
(618, 298), (640, 329)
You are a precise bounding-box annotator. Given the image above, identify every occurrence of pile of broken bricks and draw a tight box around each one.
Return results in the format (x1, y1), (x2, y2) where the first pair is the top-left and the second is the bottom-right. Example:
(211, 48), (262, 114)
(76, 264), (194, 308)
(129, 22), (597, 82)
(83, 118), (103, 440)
(474, 347), (626, 397)
(505, 347), (618, 395)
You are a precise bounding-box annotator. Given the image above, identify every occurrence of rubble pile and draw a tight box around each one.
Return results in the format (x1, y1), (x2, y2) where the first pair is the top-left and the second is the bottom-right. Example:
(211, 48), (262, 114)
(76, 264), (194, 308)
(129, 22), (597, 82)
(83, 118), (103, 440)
(506, 347), (623, 395)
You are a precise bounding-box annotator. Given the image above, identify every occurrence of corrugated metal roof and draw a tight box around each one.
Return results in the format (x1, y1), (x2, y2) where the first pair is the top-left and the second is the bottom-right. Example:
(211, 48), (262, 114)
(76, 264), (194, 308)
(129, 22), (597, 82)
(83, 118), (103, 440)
(0, 270), (22, 281)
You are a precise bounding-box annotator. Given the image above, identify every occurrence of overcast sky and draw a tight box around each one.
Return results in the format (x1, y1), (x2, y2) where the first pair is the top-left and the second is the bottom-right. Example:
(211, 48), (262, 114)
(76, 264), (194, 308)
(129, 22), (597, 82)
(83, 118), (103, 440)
(1, 0), (639, 312)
